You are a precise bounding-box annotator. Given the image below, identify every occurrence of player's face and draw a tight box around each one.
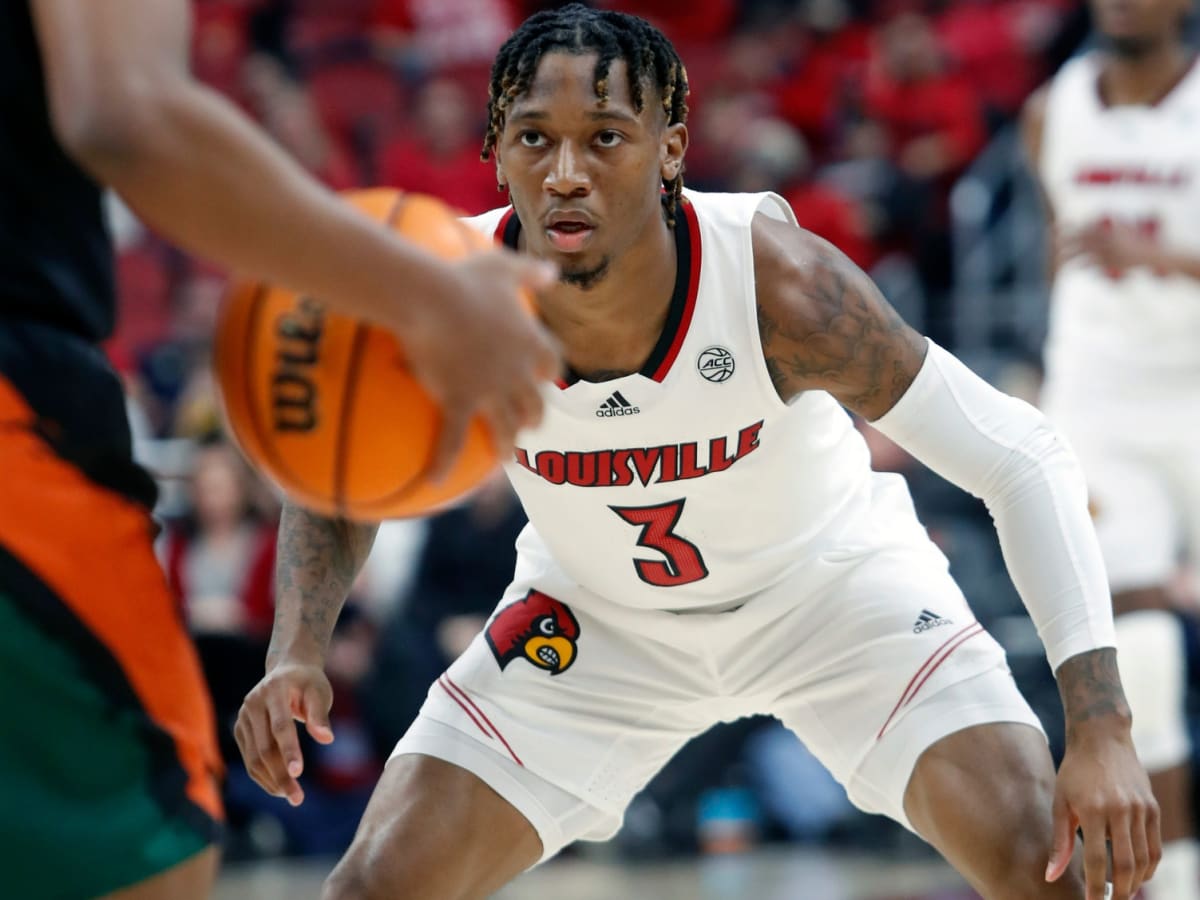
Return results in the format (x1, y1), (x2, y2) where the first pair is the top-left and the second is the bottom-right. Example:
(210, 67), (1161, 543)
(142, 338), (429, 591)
(1091, 0), (1190, 55)
(495, 52), (687, 290)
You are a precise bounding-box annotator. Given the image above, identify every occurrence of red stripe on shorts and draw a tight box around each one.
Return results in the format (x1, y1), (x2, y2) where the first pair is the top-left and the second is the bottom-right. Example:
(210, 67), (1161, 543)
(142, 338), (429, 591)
(876, 622), (985, 740)
(439, 676), (524, 767)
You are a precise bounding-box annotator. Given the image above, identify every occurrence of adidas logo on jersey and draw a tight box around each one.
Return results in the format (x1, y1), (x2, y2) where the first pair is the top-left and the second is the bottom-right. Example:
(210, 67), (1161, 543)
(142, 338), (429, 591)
(912, 609), (953, 634)
(596, 390), (640, 418)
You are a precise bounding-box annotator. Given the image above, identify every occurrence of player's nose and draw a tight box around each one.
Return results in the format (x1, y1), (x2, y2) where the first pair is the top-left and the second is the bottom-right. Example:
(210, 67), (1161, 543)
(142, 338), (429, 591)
(544, 142), (591, 197)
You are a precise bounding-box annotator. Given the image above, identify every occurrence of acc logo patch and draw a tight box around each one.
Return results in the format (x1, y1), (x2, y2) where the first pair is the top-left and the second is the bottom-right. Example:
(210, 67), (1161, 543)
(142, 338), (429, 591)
(697, 346), (735, 382)
(485, 590), (580, 675)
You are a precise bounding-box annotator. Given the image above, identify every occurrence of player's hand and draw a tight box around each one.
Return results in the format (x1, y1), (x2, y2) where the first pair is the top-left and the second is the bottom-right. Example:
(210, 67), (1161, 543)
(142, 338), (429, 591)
(404, 251), (562, 481)
(235, 660), (335, 807)
(1045, 724), (1160, 900)
(1058, 221), (1162, 277)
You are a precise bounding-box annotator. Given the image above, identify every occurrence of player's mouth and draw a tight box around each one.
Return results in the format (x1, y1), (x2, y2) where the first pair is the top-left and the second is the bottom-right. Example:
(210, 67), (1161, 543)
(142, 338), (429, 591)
(545, 211), (596, 253)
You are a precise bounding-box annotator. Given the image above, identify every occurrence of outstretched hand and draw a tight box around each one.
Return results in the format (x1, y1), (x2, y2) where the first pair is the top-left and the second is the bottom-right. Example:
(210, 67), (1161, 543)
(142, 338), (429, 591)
(235, 660), (335, 807)
(1045, 726), (1160, 900)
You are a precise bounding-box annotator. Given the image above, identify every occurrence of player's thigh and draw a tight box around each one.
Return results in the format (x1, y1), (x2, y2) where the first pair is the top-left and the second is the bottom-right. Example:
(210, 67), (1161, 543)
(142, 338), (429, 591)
(766, 543), (1031, 821)
(102, 846), (220, 900)
(903, 721), (1084, 899)
(323, 753), (542, 900)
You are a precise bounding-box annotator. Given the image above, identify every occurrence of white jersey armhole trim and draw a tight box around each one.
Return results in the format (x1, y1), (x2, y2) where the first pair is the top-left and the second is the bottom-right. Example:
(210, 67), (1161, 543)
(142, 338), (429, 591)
(743, 191), (799, 413)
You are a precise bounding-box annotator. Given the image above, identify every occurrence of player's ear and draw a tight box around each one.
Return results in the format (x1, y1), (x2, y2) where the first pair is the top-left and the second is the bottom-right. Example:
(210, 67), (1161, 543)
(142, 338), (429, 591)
(660, 123), (687, 183)
(495, 155), (508, 193)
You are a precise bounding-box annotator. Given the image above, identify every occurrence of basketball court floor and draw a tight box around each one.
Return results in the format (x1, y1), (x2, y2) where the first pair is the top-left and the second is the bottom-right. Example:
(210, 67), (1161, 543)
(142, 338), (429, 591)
(215, 847), (976, 899)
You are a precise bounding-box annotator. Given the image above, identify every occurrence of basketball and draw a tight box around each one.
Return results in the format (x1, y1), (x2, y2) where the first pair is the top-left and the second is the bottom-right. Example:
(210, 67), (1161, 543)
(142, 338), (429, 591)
(213, 188), (506, 521)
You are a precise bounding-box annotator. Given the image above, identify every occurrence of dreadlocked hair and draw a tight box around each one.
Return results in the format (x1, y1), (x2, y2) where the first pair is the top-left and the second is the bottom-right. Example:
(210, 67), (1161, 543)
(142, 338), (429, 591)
(481, 3), (690, 225)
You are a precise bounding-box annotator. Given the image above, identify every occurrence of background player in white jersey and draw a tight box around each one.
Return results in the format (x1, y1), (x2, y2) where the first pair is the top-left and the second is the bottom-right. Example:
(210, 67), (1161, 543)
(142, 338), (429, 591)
(1024, 1), (1200, 896)
(239, 6), (1160, 899)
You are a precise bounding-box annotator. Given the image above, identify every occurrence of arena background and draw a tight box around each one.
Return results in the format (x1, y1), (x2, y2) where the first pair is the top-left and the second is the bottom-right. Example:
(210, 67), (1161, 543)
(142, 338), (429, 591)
(100, 1), (1199, 896)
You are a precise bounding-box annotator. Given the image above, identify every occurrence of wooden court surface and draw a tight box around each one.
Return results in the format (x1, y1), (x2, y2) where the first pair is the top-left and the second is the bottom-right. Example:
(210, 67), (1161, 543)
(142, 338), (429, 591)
(215, 847), (977, 899)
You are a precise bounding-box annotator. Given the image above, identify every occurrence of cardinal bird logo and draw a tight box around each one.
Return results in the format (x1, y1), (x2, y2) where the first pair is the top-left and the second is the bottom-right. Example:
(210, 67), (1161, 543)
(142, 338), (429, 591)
(485, 590), (581, 675)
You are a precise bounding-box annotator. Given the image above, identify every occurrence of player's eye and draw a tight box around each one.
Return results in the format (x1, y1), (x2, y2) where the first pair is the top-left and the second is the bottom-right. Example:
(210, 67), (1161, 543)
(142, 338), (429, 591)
(537, 617), (556, 636)
(519, 131), (547, 148)
(595, 130), (623, 148)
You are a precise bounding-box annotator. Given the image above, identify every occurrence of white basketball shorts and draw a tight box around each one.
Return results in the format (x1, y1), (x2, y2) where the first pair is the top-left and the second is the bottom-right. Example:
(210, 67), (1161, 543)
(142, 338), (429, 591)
(390, 508), (1044, 863)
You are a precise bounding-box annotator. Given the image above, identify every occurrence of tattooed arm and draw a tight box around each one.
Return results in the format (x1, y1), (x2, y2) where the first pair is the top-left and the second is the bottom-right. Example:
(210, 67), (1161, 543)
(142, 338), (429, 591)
(753, 211), (1115, 672)
(266, 502), (379, 669)
(1057, 648), (1133, 741)
(753, 213), (1158, 897)
(235, 502), (377, 806)
(752, 214), (927, 419)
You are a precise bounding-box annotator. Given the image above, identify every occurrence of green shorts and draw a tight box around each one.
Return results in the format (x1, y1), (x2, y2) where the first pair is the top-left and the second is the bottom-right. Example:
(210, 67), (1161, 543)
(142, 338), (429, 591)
(0, 363), (222, 899)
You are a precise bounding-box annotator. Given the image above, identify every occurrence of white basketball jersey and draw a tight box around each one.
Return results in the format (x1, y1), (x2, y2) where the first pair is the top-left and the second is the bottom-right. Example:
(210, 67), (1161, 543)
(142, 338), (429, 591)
(462, 189), (920, 612)
(1040, 52), (1200, 380)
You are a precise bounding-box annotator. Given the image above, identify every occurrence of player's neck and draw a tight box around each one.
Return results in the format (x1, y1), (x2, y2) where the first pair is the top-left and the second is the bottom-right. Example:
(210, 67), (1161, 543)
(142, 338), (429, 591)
(1100, 40), (1194, 107)
(538, 213), (677, 378)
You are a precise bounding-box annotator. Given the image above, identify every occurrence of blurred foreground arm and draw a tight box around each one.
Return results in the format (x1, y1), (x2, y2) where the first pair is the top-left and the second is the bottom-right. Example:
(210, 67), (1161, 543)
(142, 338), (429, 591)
(32, 0), (561, 469)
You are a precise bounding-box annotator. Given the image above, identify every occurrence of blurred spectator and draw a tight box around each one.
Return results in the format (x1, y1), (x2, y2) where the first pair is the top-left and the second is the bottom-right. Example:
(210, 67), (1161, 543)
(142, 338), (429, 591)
(596, 0), (737, 44)
(769, 1), (870, 153)
(932, 0), (1065, 125)
(863, 8), (986, 185)
(192, 0), (256, 98)
(242, 54), (361, 189)
(370, 0), (515, 72)
(727, 116), (877, 271)
(857, 6), (988, 343)
(378, 77), (499, 215)
(165, 435), (277, 639)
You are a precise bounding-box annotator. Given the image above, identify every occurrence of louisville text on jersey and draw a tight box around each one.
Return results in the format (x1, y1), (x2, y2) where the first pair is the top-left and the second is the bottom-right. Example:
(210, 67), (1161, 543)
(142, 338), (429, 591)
(513, 421), (764, 487)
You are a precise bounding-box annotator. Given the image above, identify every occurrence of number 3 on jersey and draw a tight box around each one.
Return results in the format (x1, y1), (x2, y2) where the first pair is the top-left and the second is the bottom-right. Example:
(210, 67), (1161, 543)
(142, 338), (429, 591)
(610, 499), (709, 587)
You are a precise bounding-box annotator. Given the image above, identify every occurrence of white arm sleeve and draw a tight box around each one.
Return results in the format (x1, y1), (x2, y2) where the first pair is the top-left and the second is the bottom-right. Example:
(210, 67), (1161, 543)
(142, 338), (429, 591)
(870, 340), (1114, 673)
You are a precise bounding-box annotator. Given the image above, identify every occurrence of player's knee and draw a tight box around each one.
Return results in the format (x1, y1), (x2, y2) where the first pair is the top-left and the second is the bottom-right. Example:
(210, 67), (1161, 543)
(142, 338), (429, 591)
(323, 847), (392, 900)
(322, 838), (444, 900)
(1114, 609), (1190, 771)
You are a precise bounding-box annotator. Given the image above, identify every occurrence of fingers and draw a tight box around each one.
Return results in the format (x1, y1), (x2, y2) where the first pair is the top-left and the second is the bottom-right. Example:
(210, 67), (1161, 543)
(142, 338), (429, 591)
(1107, 809), (1137, 900)
(1128, 804), (1150, 899)
(265, 692), (305, 805)
(236, 702), (289, 799)
(233, 709), (278, 796)
(1080, 814), (1110, 900)
(298, 683), (335, 745)
(1145, 799), (1162, 882)
(510, 256), (559, 294)
(1045, 792), (1077, 883)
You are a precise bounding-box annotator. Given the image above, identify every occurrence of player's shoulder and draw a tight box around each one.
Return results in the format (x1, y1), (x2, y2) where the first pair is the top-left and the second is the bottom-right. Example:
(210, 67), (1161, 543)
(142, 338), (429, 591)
(459, 205), (513, 240)
(682, 187), (795, 230)
(1022, 52), (1100, 163)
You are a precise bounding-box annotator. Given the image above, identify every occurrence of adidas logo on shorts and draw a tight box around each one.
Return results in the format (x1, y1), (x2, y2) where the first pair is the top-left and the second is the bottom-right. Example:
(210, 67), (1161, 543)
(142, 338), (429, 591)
(596, 390), (640, 417)
(912, 609), (953, 634)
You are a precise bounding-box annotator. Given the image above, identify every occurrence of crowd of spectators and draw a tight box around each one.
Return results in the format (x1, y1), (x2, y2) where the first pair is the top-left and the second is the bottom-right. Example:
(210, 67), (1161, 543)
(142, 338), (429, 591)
(107, 0), (1200, 867)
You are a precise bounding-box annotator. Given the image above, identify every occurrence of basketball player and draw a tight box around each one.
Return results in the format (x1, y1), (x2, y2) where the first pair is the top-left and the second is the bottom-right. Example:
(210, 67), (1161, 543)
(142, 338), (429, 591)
(1023, 1), (1200, 897)
(239, 6), (1160, 899)
(1, 0), (559, 897)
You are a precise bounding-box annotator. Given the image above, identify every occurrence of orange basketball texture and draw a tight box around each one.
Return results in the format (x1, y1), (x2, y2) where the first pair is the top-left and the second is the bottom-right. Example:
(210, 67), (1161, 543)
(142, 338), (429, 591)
(214, 189), (504, 520)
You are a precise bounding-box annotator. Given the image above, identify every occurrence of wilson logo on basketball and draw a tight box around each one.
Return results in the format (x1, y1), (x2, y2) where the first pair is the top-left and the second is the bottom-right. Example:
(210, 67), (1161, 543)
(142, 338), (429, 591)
(485, 589), (580, 675)
(271, 295), (324, 432)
